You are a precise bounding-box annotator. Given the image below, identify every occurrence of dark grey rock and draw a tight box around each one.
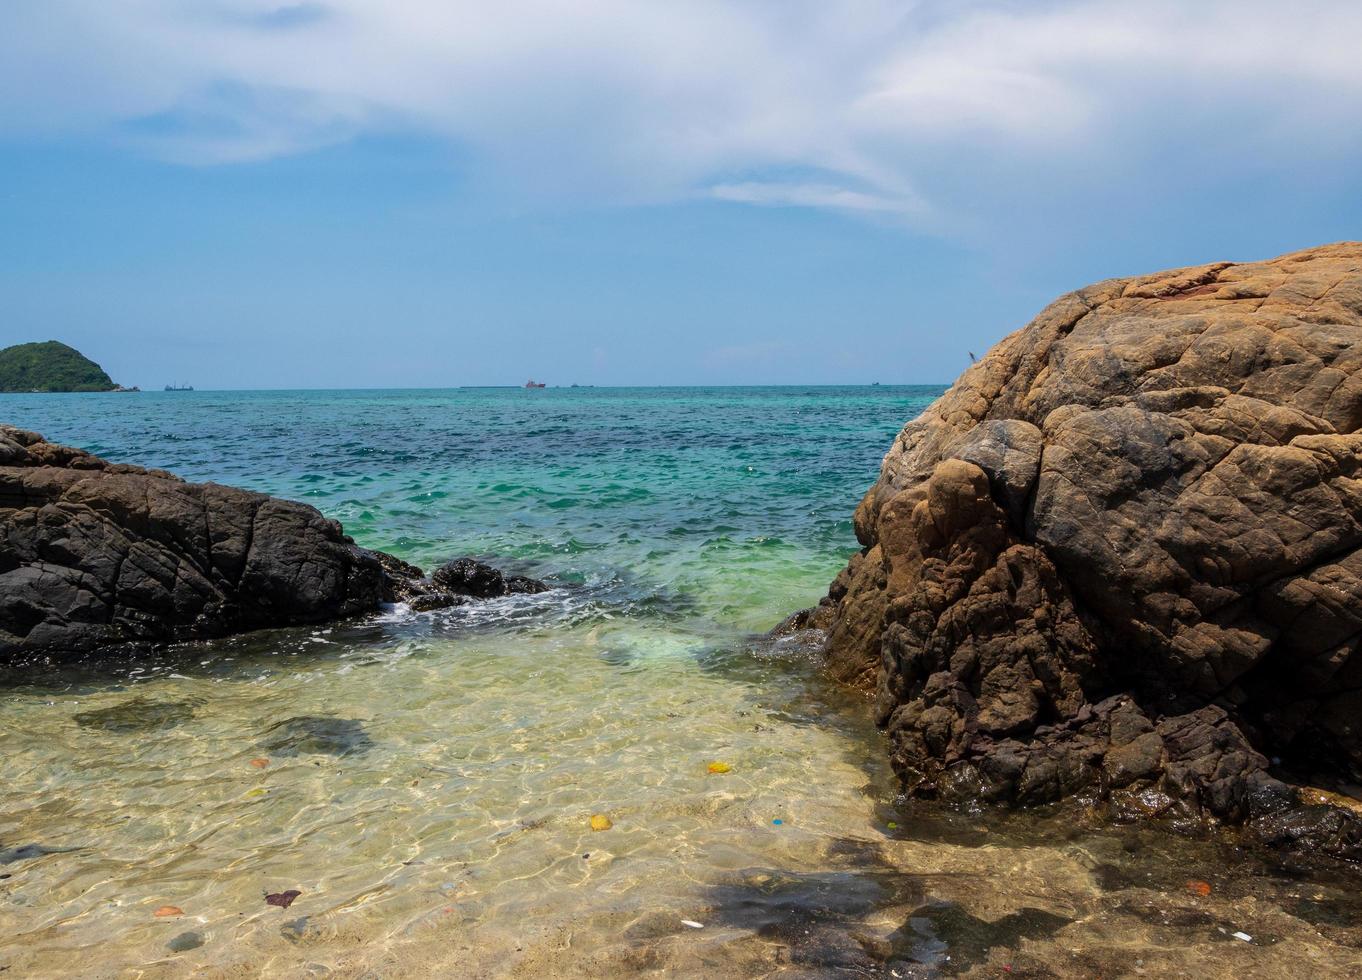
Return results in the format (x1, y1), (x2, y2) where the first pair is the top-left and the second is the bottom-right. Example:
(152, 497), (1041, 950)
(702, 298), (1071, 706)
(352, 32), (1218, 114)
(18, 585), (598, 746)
(0, 426), (430, 661)
(431, 558), (549, 598)
(407, 590), (467, 612)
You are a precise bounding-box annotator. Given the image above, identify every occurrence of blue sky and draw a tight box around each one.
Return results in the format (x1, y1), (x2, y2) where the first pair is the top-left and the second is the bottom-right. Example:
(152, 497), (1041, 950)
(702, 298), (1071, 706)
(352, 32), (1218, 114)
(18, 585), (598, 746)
(2, 1), (1361, 389)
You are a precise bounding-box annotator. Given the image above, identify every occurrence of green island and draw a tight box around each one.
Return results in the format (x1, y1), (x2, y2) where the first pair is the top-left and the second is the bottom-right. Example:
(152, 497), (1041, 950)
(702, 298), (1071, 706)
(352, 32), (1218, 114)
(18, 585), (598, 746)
(0, 340), (127, 392)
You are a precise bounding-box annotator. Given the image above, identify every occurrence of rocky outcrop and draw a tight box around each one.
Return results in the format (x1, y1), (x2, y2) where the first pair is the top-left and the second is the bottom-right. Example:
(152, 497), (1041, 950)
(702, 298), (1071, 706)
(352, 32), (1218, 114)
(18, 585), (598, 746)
(384, 557), (550, 611)
(432, 557), (549, 599)
(0, 426), (480, 659)
(818, 243), (1362, 848)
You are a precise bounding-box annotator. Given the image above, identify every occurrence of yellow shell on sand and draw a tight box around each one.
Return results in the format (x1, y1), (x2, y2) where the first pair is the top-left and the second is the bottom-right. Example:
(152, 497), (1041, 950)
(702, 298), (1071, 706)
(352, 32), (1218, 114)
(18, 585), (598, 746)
(707, 762), (732, 774)
(589, 814), (613, 831)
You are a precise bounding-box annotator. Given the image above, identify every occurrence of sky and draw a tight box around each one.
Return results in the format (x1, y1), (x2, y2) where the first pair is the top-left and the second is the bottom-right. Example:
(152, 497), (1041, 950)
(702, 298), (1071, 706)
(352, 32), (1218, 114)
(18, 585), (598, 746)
(2, 0), (1361, 389)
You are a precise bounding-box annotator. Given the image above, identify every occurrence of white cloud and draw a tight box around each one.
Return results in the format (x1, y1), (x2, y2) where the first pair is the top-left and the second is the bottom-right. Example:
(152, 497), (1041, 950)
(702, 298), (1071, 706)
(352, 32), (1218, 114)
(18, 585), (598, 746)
(709, 181), (923, 215)
(2, 0), (1360, 219)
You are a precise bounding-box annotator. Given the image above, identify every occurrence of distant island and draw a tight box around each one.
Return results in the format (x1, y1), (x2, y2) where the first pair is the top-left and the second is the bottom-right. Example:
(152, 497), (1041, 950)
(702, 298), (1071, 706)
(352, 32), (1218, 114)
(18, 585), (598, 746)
(0, 340), (133, 392)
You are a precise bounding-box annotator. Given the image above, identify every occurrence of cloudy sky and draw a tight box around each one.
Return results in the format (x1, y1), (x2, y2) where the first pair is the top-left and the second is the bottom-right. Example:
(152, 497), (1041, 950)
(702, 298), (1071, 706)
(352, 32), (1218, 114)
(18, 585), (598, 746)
(2, 0), (1360, 387)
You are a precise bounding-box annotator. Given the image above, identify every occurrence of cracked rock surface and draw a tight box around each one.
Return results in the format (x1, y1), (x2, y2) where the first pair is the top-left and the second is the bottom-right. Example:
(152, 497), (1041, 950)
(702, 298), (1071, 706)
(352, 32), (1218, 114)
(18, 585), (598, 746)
(0, 425), (428, 658)
(817, 242), (1362, 852)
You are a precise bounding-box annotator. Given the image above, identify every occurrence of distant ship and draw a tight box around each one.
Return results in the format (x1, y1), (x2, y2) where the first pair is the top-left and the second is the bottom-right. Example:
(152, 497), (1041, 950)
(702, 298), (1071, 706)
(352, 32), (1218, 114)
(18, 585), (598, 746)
(164, 384), (194, 391)
(524, 379), (546, 389)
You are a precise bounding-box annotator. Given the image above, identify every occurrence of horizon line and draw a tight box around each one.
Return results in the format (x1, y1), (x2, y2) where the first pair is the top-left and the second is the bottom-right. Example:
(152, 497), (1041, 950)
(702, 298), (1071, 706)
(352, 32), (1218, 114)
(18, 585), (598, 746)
(1, 382), (954, 394)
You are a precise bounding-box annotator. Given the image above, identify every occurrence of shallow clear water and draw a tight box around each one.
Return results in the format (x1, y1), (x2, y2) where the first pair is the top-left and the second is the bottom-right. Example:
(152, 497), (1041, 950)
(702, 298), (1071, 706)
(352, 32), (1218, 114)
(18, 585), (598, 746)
(3, 387), (1362, 978)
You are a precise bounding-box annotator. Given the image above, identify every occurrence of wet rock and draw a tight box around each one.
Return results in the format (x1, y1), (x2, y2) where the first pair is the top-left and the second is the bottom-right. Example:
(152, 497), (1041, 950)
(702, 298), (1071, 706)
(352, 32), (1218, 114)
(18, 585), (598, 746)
(1251, 804), (1362, 861)
(371, 551), (433, 604)
(768, 601), (836, 636)
(73, 697), (198, 733)
(431, 558), (549, 598)
(891, 902), (1072, 972)
(261, 717), (372, 757)
(817, 242), (1362, 853)
(166, 931), (204, 953)
(407, 590), (466, 612)
(707, 867), (924, 973)
(0, 427), (431, 661)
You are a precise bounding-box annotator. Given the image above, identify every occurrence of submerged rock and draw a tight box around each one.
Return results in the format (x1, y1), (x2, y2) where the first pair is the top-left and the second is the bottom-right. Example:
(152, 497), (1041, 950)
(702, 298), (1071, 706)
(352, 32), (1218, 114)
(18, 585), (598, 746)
(260, 716), (373, 757)
(73, 697), (198, 733)
(817, 242), (1362, 853)
(166, 931), (204, 953)
(0, 843), (79, 865)
(0, 426), (432, 660)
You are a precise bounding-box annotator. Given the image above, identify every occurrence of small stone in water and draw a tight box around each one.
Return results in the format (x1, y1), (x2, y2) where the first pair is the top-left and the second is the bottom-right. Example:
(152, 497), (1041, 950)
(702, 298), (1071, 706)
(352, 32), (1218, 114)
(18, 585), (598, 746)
(265, 890), (302, 909)
(166, 931), (203, 952)
(589, 814), (613, 831)
(1233, 931), (1252, 942)
(681, 919), (704, 929)
(887, 821), (898, 830)
(249, 758), (269, 769)
(707, 762), (731, 774)
(1186, 879), (1212, 897)
(154, 906), (183, 917)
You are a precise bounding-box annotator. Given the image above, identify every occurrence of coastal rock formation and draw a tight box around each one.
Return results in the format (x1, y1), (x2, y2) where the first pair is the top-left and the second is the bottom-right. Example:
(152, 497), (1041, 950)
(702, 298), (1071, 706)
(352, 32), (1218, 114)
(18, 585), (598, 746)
(0, 426), (449, 658)
(820, 243), (1362, 846)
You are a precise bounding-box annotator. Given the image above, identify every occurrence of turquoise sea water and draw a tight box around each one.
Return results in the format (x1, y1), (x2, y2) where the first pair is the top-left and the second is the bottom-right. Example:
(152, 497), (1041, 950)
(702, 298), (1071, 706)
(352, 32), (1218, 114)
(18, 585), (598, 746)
(5, 387), (1362, 978)
(5, 386), (943, 631)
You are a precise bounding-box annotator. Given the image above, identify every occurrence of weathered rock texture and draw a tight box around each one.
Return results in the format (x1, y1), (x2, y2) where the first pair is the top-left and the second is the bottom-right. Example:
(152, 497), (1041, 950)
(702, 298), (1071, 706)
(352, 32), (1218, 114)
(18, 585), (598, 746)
(0, 426), (432, 658)
(820, 243), (1362, 846)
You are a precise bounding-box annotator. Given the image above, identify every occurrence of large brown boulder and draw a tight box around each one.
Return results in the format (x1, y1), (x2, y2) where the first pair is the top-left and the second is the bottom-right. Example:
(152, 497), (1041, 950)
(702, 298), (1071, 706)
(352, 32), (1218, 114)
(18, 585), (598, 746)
(819, 243), (1362, 843)
(0, 425), (430, 659)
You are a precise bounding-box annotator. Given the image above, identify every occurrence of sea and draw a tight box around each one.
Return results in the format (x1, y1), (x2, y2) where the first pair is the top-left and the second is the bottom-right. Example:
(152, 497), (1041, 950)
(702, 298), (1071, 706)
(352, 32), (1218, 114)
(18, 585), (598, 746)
(2, 386), (1360, 977)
